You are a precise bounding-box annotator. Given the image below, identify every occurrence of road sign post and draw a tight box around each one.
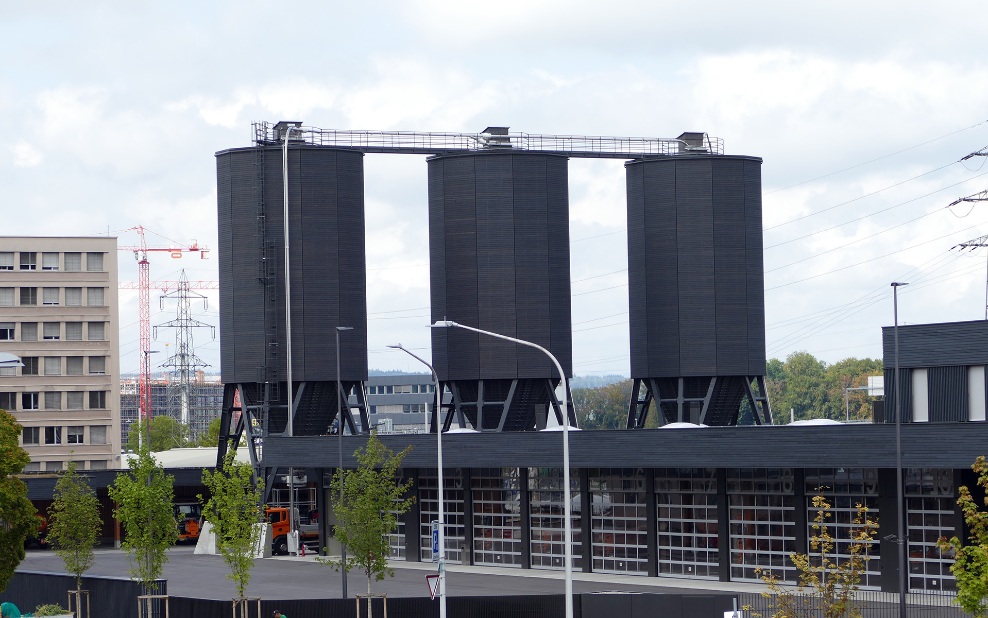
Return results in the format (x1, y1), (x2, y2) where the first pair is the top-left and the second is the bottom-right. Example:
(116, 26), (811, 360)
(431, 520), (440, 562)
(426, 574), (441, 600)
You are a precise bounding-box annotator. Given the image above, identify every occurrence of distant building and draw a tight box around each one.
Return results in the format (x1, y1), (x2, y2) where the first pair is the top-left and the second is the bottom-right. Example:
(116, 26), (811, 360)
(0, 237), (121, 471)
(361, 374), (438, 434)
(120, 373), (224, 446)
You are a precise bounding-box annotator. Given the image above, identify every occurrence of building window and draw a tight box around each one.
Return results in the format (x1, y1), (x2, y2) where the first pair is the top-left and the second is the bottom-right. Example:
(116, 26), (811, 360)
(89, 460), (107, 470)
(19, 252), (37, 270)
(21, 357), (39, 375)
(89, 356), (106, 375)
(22, 392), (40, 410)
(66, 392), (83, 409)
(65, 322), (83, 341)
(66, 357), (83, 375)
(42, 252), (59, 271)
(44, 357), (61, 376)
(0, 288), (13, 307)
(46, 460), (63, 472)
(86, 253), (104, 272)
(22, 427), (40, 445)
(87, 287), (104, 306)
(20, 287), (37, 305)
(67, 426), (84, 444)
(0, 392), (16, 410)
(88, 322), (106, 341)
(0, 367), (13, 377)
(22, 462), (41, 472)
(89, 391), (106, 409)
(42, 287), (59, 305)
(65, 287), (82, 306)
(90, 425), (107, 445)
(21, 322), (37, 341)
(45, 426), (62, 444)
(64, 252), (81, 271)
(0, 322), (13, 340)
(44, 391), (62, 410)
(43, 322), (60, 340)
(0, 252), (13, 270)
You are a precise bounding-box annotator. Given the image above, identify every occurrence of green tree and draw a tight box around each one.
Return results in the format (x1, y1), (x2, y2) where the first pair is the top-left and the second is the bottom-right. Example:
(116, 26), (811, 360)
(823, 358), (883, 421)
(765, 353), (882, 423)
(940, 456), (988, 616)
(195, 417), (222, 447)
(47, 461), (102, 591)
(200, 451), (263, 602)
(574, 380), (633, 429)
(108, 448), (177, 596)
(320, 433), (414, 595)
(0, 409), (38, 593)
(755, 494), (877, 617)
(127, 416), (190, 452)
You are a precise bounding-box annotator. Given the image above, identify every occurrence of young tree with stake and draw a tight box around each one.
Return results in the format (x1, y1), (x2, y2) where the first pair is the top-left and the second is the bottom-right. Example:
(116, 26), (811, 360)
(320, 433), (414, 596)
(47, 460), (102, 592)
(200, 451), (263, 608)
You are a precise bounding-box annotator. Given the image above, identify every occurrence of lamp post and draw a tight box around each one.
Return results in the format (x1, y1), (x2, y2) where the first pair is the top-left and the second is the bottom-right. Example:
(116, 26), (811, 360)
(431, 320), (574, 618)
(336, 325), (353, 599)
(892, 281), (908, 618)
(282, 123), (302, 549)
(387, 343), (447, 618)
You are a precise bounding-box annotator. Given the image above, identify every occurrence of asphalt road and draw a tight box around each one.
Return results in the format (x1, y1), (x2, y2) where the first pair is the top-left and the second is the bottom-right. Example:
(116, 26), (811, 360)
(19, 546), (752, 602)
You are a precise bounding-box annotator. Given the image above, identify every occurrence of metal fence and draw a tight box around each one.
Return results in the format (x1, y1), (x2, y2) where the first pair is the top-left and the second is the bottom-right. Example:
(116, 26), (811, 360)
(739, 589), (972, 617)
(6, 570), (166, 618)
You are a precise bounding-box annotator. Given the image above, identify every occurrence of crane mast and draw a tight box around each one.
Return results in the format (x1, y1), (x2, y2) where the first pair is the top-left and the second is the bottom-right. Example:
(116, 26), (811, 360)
(118, 225), (207, 434)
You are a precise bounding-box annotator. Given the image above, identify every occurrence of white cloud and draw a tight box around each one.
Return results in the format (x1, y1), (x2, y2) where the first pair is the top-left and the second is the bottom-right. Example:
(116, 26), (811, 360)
(11, 140), (42, 167)
(7, 0), (988, 374)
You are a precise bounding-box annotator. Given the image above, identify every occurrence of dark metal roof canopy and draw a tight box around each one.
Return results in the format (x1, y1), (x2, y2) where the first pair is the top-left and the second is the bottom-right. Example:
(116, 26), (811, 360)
(252, 121), (725, 159)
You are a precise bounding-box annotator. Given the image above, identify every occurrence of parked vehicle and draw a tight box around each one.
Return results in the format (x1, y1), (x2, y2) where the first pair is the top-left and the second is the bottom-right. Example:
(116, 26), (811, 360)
(266, 506), (319, 555)
(25, 513), (48, 549)
(175, 501), (204, 543)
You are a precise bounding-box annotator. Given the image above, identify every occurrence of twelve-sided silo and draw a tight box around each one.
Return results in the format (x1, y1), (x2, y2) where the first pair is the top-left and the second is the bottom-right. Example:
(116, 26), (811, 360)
(429, 151), (575, 431)
(216, 137), (369, 439)
(625, 155), (772, 426)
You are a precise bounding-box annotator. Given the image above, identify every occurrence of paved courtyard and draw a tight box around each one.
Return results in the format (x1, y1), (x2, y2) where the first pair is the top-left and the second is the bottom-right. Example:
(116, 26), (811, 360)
(19, 546), (757, 601)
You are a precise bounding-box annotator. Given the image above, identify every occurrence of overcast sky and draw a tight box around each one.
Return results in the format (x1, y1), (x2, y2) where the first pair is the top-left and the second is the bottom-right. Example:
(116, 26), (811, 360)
(5, 1), (988, 378)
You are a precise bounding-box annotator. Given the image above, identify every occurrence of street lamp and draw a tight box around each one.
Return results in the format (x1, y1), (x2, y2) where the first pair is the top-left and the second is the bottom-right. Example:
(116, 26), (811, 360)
(431, 320), (574, 618)
(282, 123), (302, 550)
(0, 352), (24, 368)
(336, 325), (353, 599)
(387, 343), (447, 618)
(892, 281), (908, 618)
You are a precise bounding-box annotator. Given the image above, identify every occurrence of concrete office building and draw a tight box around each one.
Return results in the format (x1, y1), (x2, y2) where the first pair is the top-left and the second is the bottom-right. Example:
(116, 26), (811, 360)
(363, 374), (438, 433)
(0, 237), (121, 471)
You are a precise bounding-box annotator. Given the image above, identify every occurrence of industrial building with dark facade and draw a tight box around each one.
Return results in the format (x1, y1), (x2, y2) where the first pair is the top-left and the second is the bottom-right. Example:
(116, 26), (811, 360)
(211, 122), (988, 595)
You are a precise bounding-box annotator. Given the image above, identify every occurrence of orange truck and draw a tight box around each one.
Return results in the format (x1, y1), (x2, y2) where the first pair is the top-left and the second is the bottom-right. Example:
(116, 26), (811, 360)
(175, 502), (204, 543)
(265, 506), (319, 555)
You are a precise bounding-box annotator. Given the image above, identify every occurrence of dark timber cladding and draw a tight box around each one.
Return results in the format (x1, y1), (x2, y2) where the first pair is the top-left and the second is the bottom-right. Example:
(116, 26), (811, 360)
(216, 145), (369, 436)
(880, 320), (988, 424)
(429, 151), (574, 431)
(626, 155), (770, 427)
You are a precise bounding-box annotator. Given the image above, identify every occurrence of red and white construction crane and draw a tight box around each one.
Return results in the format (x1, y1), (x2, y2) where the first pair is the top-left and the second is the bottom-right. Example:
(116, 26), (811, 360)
(118, 226), (208, 426)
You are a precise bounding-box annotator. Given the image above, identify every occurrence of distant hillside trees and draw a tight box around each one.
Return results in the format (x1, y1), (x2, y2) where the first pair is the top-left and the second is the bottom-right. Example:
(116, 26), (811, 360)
(766, 352), (883, 422)
(571, 352), (881, 428)
(574, 380), (635, 429)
